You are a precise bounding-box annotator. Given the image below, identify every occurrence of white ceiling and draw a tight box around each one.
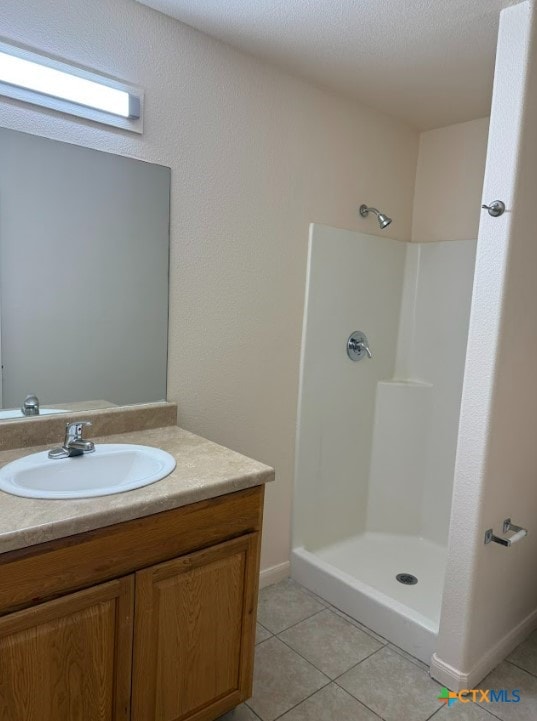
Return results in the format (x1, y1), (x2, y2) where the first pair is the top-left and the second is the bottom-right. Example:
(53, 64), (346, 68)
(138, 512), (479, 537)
(136, 0), (520, 130)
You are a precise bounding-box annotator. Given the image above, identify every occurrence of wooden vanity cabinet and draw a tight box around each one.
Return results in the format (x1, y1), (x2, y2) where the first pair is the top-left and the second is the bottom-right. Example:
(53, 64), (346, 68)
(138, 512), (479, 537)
(0, 577), (134, 721)
(132, 533), (258, 721)
(0, 485), (264, 721)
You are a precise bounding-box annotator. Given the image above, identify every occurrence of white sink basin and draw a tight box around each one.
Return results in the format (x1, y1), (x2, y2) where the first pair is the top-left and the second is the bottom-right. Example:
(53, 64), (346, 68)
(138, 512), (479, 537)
(0, 444), (176, 499)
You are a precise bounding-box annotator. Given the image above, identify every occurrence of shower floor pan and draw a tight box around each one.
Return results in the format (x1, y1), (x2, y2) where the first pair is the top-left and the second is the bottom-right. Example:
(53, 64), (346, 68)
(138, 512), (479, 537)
(291, 532), (447, 664)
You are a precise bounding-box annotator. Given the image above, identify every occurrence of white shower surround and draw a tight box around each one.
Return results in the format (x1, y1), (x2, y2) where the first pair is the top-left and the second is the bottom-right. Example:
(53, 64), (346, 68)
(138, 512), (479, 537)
(292, 224), (476, 662)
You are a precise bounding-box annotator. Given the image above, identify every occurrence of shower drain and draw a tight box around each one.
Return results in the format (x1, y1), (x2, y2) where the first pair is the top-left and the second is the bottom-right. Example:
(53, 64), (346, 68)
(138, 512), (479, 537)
(396, 573), (418, 585)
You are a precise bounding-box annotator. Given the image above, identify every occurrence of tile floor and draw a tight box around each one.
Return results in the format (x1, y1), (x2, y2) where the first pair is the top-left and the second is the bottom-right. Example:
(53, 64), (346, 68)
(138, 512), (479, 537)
(218, 579), (537, 721)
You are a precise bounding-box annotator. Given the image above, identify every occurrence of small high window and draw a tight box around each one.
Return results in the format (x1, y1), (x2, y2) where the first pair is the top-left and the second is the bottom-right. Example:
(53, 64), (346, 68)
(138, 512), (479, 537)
(0, 41), (143, 133)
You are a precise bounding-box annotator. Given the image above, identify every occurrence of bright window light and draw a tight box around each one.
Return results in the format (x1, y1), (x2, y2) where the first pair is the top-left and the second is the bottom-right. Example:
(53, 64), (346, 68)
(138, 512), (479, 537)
(0, 52), (134, 117)
(0, 42), (143, 132)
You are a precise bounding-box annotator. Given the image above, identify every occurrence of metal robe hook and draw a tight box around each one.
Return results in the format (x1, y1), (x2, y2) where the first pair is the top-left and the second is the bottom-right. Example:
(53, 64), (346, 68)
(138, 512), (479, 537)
(481, 200), (505, 217)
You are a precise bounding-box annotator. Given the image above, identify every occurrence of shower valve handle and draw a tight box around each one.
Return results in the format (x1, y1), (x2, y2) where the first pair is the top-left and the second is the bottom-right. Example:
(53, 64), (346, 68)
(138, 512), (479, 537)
(356, 341), (372, 358)
(347, 332), (372, 361)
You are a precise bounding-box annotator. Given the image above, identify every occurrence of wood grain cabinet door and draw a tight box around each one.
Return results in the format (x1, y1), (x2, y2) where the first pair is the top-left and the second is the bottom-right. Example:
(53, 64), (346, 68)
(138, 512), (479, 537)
(132, 533), (260, 721)
(0, 576), (134, 721)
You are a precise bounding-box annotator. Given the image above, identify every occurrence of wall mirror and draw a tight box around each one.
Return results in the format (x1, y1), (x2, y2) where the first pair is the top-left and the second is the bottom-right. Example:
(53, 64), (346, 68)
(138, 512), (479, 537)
(0, 128), (170, 420)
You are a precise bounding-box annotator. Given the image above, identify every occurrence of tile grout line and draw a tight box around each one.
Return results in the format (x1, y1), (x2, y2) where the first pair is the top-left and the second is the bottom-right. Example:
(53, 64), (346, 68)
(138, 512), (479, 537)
(476, 701), (516, 721)
(254, 678), (333, 721)
(306, 590), (331, 608)
(248, 634), (384, 720)
(257, 583), (449, 721)
(256, 620), (272, 635)
(246, 620), (331, 721)
(272, 628), (388, 689)
(254, 590), (536, 721)
(386, 643), (430, 673)
(254, 585), (389, 721)
(272, 682), (386, 721)
(480, 706), (508, 721)
(304, 586), (435, 665)
(332, 644), (387, 681)
(269, 600), (388, 649)
(331, 642), (442, 721)
(428, 700), (503, 721)
(331, 675), (388, 721)
(274, 634), (334, 679)
(424, 699), (503, 721)
(241, 704), (263, 721)
(289, 581), (390, 647)
(504, 657), (537, 679)
(423, 692), (512, 721)
(424, 705), (444, 721)
(330, 644), (392, 708)
(270, 580), (330, 609)
(264, 607), (326, 636)
(280, 586), (435, 677)
(330, 607), (390, 646)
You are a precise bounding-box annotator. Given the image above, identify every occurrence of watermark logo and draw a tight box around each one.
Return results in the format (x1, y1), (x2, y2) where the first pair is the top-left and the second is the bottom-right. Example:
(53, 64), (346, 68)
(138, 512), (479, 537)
(438, 688), (458, 707)
(438, 687), (521, 707)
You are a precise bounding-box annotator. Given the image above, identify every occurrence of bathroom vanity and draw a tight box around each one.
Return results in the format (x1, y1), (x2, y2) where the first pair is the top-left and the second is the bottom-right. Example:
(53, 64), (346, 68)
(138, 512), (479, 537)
(0, 404), (273, 721)
(0, 132), (274, 720)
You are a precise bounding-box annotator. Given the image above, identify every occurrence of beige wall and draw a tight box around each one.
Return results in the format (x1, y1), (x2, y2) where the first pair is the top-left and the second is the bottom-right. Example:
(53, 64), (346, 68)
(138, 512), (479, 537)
(0, 0), (419, 572)
(412, 118), (489, 242)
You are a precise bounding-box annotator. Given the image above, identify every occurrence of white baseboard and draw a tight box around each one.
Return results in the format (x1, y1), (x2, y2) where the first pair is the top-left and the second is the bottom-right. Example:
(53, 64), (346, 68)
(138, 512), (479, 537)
(431, 607), (537, 691)
(430, 654), (473, 691)
(259, 561), (290, 589)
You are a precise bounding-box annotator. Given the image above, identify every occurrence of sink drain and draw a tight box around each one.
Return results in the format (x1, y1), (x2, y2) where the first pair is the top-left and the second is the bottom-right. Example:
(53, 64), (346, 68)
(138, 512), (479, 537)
(396, 573), (418, 585)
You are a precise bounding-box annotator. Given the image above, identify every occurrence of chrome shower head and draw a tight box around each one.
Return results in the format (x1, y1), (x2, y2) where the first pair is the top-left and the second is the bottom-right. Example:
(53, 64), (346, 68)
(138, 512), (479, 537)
(359, 204), (392, 230)
(377, 212), (392, 229)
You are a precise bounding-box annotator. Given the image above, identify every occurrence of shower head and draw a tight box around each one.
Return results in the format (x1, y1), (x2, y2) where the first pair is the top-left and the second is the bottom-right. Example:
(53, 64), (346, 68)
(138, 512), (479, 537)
(359, 204), (392, 230)
(376, 212), (392, 230)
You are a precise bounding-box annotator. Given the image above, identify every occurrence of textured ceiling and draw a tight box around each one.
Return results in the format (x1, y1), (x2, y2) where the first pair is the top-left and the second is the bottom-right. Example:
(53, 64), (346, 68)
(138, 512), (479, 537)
(135, 0), (520, 130)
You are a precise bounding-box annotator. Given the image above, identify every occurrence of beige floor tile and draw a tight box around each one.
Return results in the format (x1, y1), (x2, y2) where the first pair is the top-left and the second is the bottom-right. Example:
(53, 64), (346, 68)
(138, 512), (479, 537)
(248, 637), (329, 721)
(278, 683), (381, 720)
(433, 701), (499, 720)
(218, 704), (260, 720)
(257, 579), (326, 634)
(332, 607), (388, 645)
(337, 646), (442, 721)
(256, 622), (272, 644)
(508, 630), (537, 677)
(387, 643), (430, 672)
(279, 609), (383, 679)
(331, 608), (388, 645)
(478, 661), (537, 721)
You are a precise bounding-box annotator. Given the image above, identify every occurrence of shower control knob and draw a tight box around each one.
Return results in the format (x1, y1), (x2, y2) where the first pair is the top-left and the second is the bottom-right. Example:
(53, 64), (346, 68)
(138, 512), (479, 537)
(481, 200), (505, 217)
(347, 331), (372, 361)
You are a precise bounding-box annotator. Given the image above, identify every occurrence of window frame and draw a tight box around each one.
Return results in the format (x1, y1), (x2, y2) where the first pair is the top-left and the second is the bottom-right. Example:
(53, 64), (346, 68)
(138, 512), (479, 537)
(0, 40), (144, 133)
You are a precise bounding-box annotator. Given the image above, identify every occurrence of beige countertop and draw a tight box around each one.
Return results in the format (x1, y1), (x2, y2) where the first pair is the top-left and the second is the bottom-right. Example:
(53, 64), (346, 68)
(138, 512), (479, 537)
(0, 425), (274, 555)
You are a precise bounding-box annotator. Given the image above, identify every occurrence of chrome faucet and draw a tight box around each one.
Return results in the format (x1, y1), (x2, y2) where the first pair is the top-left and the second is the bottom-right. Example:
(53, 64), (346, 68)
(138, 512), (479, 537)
(21, 394), (40, 416)
(48, 421), (95, 459)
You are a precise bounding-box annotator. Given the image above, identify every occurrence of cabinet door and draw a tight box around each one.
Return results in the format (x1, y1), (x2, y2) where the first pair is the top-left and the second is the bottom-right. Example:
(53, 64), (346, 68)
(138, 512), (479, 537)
(132, 533), (260, 721)
(0, 576), (134, 721)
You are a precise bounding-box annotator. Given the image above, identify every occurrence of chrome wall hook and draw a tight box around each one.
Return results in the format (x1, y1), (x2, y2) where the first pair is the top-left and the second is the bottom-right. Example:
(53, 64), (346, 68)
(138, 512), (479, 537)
(481, 200), (506, 217)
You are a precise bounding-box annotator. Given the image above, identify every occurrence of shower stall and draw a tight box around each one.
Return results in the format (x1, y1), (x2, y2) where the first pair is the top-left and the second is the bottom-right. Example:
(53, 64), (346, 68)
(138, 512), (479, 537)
(292, 223), (477, 663)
